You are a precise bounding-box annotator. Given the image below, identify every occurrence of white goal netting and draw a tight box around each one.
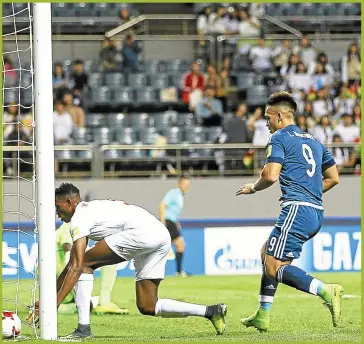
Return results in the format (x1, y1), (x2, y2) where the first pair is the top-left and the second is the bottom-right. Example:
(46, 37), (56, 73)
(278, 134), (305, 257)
(2, 2), (39, 338)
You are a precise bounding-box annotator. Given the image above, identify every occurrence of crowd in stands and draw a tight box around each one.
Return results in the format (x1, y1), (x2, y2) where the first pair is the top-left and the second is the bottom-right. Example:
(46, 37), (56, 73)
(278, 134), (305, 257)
(2, 3), (361, 176)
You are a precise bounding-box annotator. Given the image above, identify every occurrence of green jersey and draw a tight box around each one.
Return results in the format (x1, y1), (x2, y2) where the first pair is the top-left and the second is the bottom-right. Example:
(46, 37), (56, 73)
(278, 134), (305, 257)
(56, 222), (73, 274)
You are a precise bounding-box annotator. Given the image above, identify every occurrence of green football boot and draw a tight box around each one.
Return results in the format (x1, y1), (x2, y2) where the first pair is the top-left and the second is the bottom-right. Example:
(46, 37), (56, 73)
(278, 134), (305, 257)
(241, 308), (270, 332)
(320, 284), (344, 327)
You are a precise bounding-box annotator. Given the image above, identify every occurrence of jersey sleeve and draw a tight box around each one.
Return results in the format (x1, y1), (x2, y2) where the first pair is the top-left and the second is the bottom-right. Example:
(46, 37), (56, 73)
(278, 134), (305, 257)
(265, 135), (285, 165)
(69, 206), (92, 242)
(162, 189), (175, 206)
(321, 143), (336, 171)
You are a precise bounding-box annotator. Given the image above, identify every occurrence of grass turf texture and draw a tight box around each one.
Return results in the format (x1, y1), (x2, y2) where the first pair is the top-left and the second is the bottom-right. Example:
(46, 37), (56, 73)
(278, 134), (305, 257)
(2, 273), (361, 342)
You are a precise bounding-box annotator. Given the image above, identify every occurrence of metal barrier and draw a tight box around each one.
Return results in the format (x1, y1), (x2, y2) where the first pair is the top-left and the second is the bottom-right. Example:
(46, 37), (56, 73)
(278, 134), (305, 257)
(3, 143), (360, 178)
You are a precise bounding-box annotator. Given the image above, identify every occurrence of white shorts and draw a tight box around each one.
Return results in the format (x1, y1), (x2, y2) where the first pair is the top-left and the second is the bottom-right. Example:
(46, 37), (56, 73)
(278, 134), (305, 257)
(104, 224), (171, 281)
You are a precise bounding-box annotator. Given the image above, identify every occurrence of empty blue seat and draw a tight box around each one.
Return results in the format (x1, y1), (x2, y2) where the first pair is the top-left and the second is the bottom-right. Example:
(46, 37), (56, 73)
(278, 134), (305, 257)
(52, 3), (75, 17)
(3, 89), (18, 104)
(89, 73), (103, 87)
(136, 88), (157, 105)
(91, 86), (111, 105)
(166, 59), (183, 72)
(176, 113), (195, 126)
(55, 150), (75, 160)
(154, 112), (174, 130)
(127, 73), (147, 89)
(125, 149), (147, 158)
(184, 126), (205, 144)
(106, 113), (127, 127)
(205, 127), (223, 143)
(86, 113), (106, 127)
(72, 127), (89, 145)
(163, 127), (182, 144)
(105, 73), (125, 88)
(149, 74), (169, 89)
(77, 150), (92, 159)
(232, 54), (252, 71)
(139, 127), (157, 144)
(296, 3), (318, 16)
(94, 3), (117, 16)
(237, 73), (256, 90)
(144, 60), (161, 74)
(91, 127), (113, 145)
(113, 88), (134, 106)
(104, 149), (121, 159)
(74, 3), (94, 17)
(115, 128), (136, 144)
(130, 113), (151, 128)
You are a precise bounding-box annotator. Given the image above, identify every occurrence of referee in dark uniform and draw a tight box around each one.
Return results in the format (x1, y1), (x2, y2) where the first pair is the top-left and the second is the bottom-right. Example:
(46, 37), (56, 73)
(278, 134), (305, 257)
(159, 175), (191, 276)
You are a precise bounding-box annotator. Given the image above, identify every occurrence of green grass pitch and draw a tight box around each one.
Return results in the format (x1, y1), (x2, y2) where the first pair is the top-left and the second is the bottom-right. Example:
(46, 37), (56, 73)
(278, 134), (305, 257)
(2, 273), (361, 342)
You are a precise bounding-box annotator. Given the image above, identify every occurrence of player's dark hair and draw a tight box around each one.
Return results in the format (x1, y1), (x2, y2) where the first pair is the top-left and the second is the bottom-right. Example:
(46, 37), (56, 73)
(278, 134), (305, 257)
(267, 92), (297, 113)
(73, 59), (84, 65)
(55, 183), (80, 199)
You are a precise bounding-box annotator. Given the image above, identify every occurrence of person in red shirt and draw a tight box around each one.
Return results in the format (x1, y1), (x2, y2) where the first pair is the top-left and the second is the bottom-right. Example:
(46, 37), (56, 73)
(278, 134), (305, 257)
(182, 62), (205, 111)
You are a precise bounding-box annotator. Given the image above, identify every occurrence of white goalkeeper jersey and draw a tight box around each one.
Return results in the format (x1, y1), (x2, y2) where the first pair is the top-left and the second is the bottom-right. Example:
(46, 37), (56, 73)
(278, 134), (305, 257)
(69, 200), (161, 242)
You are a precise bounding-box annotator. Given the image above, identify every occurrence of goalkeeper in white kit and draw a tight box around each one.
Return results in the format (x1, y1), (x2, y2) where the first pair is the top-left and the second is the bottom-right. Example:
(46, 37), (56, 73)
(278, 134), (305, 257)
(56, 221), (129, 315)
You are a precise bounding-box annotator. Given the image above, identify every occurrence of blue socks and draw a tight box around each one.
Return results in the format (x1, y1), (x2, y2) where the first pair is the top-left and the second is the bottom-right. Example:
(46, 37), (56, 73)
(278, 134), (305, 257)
(276, 265), (314, 294)
(259, 263), (278, 311)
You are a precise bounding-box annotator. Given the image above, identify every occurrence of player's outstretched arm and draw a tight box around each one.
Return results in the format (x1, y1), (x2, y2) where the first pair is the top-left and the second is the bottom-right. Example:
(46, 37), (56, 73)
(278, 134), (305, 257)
(56, 237), (87, 307)
(322, 164), (340, 193)
(236, 162), (281, 195)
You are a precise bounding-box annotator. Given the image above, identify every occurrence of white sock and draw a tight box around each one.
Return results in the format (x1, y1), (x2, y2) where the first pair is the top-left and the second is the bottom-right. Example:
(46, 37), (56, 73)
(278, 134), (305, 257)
(154, 299), (207, 318)
(74, 273), (94, 325)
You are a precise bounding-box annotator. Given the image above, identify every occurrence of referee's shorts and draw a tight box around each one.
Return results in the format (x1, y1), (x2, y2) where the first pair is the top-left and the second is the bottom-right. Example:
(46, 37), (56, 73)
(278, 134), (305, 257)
(165, 220), (181, 240)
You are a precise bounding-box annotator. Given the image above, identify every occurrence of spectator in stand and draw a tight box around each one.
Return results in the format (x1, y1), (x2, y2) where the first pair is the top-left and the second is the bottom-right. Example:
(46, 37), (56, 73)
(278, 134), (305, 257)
(292, 89), (306, 114)
(122, 33), (141, 72)
(312, 88), (334, 118)
(352, 102), (361, 127)
(3, 102), (32, 139)
(99, 38), (119, 72)
(119, 6), (136, 25)
(343, 137), (361, 173)
(197, 5), (215, 46)
(341, 42), (361, 87)
(334, 113), (360, 143)
(224, 8), (240, 47)
(225, 103), (250, 143)
(331, 134), (349, 171)
(248, 106), (271, 146)
(195, 85), (223, 127)
(3, 57), (17, 83)
(288, 61), (311, 93)
(62, 91), (85, 128)
(205, 63), (221, 90)
(182, 62), (205, 111)
(53, 100), (74, 145)
(333, 86), (356, 119)
(249, 3), (265, 17)
(309, 115), (333, 144)
(293, 36), (317, 69)
(307, 52), (335, 79)
(273, 40), (292, 73)
(249, 38), (274, 72)
(209, 5), (229, 34)
(216, 69), (230, 111)
(70, 60), (88, 103)
(53, 62), (68, 93)
(311, 62), (333, 91)
(280, 53), (299, 84)
(238, 8), (261, 38)
(296, 114), (308, 132)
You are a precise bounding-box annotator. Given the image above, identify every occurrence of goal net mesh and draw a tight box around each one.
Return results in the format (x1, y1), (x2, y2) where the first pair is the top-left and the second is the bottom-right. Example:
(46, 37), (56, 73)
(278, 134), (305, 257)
(2, 2), (39, 338)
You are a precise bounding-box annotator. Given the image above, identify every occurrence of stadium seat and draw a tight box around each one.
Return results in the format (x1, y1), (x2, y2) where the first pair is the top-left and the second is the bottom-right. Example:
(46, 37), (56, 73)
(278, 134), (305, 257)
(72, 127), (89, 145)
(139, 127), (157, 145)
(247, 86), (269, 106)
(52, 3), (75, 17)
(74, 3), (94, 17)
(149, 73), (169, 89)
(21, 89), (33, 105)
(3, 77), (18, 88)
(340, 3), (361, 15)
(77, 150), (92, 159)
(94, 3), (117, 17)
(83, 60), (96, 73)
(89, 73), (103, 87)
(20, 70), (33, 88)
(232, 54), (252, 72)
(237, 73), (256, 90)
(3, 89), (18, 104)
(176, 113), (195, 126)
(91, 86), (111, 106)
(296, 4), (318, 16)
(105, 73), (125, 88)
(2, 3), (12, 17)
(91, 127), (113, 145)
(144, 60), (161, 74)
(166, 59), (183, 73)
(103, 149), (121, 159)
(184, 126), (205, 144)
(169, 72), (183, 88)
(106, 113), (127, 128)
(127, 73), (147, 89)
(154, 112), (175, 131)
(86, 113), (106, 128)
(130, 113), (151, 128)
(125, 148), (147, 158)
(163, 127), (182, 144)
(113, 88), (134, 106)
(55, 150), (75, 160)
(278, 3), (296, 16)
(115, 128), (136, 144)
(135, 88), (157, 105)
(205, 127), (223, 143)
(317, 3), (340, 16)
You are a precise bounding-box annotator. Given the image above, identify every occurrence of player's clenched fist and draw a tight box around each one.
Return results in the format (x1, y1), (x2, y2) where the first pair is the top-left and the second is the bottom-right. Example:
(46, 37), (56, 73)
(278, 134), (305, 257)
(236, 184), (256, 196)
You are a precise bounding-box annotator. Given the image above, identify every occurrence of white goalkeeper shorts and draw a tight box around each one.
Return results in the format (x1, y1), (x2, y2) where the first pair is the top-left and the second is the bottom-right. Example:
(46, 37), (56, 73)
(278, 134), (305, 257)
(104, 223), (171, 281)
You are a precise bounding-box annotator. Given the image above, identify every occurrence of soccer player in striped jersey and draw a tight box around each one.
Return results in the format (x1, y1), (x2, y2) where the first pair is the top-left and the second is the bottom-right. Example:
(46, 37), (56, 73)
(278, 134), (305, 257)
(236, 92), (343, 331)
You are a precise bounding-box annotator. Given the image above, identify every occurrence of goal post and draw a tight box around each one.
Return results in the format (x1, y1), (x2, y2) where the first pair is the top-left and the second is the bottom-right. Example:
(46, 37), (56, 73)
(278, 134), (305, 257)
(33, 3), (57, 339)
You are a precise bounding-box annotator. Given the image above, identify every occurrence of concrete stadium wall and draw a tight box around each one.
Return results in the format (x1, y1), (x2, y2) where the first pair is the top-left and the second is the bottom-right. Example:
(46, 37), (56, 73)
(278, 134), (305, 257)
(3, 176), (361, 223)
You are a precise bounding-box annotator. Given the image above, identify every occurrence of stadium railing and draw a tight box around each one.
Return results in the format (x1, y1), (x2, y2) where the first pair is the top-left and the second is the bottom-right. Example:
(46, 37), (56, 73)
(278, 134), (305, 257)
(3, 143), (360, 178)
